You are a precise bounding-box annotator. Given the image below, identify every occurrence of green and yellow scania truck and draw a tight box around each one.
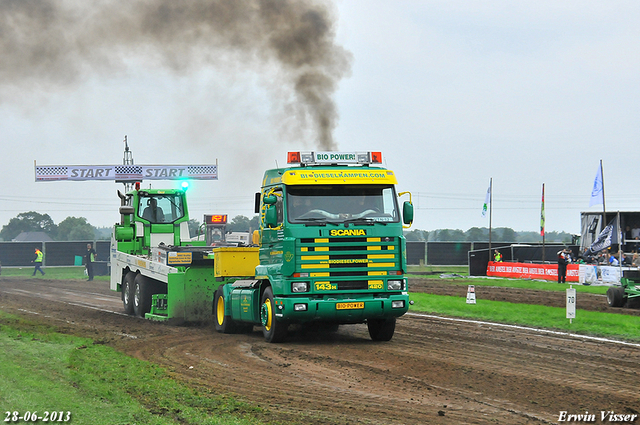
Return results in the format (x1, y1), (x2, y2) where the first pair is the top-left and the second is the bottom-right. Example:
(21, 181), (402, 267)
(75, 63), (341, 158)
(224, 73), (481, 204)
(110, 151), (413, 342)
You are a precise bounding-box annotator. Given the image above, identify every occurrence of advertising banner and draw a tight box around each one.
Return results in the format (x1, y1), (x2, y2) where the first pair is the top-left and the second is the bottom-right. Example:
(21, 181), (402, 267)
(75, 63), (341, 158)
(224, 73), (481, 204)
(35, 164), (218, 181)
(487, 261), (579, 282)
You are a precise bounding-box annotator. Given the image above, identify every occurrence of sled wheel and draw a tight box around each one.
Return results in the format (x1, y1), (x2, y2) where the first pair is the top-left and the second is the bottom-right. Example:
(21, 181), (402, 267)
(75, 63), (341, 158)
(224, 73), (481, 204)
(606, 286), (625, 308)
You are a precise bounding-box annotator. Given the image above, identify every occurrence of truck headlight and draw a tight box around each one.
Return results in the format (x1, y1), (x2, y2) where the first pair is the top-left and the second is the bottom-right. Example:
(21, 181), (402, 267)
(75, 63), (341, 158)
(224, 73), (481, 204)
(387, 280), (404, 291)
(294, 303), (308, 311)
(392, 300), (405, 309)
(291, 282), (309, 293)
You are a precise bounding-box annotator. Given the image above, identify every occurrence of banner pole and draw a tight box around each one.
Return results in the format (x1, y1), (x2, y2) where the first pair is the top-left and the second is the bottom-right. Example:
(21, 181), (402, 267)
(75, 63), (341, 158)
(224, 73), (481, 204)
(601, 160), (607, 235)
(489, 178), (493, 254)
(541, 183), (545, 263)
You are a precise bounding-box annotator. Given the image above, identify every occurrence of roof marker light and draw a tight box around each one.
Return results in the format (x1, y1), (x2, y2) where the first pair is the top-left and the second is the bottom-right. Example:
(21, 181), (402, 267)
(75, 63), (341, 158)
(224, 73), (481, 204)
(287, 152), (301, 164)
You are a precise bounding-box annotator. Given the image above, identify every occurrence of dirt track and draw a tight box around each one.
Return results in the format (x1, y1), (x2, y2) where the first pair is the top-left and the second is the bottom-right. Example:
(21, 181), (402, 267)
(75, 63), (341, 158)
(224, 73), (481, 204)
(1, 276), (639, 424)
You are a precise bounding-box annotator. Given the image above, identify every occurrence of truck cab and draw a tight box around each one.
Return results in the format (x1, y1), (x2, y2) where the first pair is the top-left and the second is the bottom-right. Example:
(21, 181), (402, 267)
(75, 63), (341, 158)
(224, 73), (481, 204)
(215, 151), (413, 342)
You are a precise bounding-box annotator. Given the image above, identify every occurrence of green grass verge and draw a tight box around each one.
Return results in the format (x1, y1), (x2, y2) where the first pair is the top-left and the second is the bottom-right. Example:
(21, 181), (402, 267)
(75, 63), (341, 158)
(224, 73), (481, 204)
(409, 293), (640, 342)
(406, 265), (609, 296)
(431, 276), (609, 295)
(0, 311), (267, 425)
(1, 266), (108, 281)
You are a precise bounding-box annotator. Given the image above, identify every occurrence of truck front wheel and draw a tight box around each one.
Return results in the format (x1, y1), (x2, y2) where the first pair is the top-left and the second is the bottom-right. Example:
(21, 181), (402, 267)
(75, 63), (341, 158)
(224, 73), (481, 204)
(260, 287), (288, 343)
(122, 272), (135, 315)
(214, 286), (238, 333)
(367, 318), (396, 341)
(133, 274), (153, 317)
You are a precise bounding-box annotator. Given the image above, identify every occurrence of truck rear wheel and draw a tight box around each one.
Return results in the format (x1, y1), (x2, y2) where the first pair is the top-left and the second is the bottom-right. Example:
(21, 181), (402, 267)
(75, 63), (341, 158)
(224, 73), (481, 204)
(122, 272), (135, 315)
(214, 286), (238, 333)
(367, 318), (396, 341)
(260, 287), (288, 343)
(133, 274), (153, 317)
(606, 286), (625, 308)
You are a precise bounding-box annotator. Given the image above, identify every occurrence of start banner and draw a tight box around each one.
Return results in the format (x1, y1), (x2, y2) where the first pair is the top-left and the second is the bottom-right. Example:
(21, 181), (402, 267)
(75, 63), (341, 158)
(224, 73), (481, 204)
(487, 261), (579, 282)
(35, 164), (218, 181)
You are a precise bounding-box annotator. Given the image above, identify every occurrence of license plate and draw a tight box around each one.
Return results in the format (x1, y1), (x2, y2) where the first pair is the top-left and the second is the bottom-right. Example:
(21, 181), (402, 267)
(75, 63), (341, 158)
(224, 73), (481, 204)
(336, 302), (364, 310)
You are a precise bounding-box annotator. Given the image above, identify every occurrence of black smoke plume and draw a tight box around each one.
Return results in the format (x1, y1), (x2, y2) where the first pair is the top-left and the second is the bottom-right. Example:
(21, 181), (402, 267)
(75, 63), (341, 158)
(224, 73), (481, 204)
(0, 0), (352, 149)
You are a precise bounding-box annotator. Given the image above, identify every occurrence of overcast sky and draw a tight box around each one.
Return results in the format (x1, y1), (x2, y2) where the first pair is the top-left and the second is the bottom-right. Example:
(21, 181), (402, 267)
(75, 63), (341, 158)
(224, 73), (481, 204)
(1, 0), (639, 235)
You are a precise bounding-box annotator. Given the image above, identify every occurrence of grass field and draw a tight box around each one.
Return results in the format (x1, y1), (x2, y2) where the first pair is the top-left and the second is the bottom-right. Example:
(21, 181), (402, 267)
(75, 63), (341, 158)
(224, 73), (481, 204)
(1, 266), (109, 281)
(0, 312), (268, 425)
(409, 293), (640, 341)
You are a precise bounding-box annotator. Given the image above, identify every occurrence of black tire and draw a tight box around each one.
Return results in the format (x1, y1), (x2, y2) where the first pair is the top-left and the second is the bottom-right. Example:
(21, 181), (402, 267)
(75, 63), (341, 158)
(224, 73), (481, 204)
(606, 286), (625, 308)
(367, 317), (396, 341)
(260, 287), (288, 343)
(133, 274), (153, 317)
(122, 272), (135, 315)
(214, 286), (239, 334)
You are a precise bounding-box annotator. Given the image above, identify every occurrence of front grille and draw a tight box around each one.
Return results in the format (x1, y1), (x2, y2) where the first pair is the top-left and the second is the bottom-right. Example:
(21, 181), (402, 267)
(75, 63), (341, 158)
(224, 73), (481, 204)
(337, 280), (369, 290)
(297, 236), (399, 290)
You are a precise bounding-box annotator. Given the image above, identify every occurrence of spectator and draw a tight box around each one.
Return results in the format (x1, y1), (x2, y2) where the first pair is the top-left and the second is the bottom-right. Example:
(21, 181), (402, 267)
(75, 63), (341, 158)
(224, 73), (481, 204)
(494, 249), (502, 262)
(31, 248), (45, 276)
(625, 226), (633, 251)
(557, 248), (570, 283)
(85, 243), (96, 281)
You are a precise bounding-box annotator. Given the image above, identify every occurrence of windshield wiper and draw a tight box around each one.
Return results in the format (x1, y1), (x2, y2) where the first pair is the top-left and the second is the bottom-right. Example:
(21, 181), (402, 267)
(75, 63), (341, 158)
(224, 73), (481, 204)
(296, 218), (340, 226)
(343, 218), (382, 226)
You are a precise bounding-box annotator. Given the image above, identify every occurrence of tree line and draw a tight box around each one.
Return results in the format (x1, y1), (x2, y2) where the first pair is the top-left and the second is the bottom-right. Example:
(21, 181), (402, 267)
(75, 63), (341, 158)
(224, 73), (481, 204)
(0, 211), (260, 242)
(1, 212), (575, 244)
(404, 227), (575, 243)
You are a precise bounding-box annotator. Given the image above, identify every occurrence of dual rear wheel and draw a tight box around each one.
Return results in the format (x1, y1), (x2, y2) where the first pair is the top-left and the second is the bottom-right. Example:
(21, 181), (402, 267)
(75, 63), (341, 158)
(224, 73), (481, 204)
(121, 272), (164, 317)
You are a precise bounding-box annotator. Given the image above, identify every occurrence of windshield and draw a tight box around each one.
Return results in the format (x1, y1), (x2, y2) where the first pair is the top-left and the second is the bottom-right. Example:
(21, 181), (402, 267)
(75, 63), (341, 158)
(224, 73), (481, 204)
(286, 185), (399, 224)
(138, 193), (185, 224)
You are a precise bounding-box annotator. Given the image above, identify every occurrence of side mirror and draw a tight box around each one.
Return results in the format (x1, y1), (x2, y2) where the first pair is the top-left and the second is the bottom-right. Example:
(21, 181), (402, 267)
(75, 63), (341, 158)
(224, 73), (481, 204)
(402, 201), (414, 225)
(254, 192), (261, 213)
(263, 194), (277, 205)
(265, 205), (278, 228)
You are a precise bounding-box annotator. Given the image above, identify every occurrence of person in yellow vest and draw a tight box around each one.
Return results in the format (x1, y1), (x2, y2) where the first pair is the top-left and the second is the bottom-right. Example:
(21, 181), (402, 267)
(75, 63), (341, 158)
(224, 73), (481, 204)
(493, 249), (502, 262)
(85, 243), (97, 281)
(32, 248), (45, 276)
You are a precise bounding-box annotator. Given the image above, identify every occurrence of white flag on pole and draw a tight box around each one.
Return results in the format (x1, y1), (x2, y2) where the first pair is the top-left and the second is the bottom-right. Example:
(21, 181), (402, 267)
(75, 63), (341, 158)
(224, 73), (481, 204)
(589, 165), (603, 207)
(481, 184), (490, 217)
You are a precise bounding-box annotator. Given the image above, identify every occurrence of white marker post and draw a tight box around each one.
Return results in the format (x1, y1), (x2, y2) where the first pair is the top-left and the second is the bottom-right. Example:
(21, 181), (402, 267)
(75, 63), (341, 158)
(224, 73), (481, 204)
(466, 285), (476, 304)
(566, 285), (576, 324)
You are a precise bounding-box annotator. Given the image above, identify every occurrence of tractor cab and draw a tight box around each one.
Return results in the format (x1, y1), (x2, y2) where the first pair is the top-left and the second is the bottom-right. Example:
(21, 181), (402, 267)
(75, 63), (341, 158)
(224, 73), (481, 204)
(115, 188), (197, 254)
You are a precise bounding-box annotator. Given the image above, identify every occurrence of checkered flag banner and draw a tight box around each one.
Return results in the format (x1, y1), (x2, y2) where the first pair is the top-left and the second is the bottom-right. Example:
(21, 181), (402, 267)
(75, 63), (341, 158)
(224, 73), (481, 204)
(35, 164), (218, 181)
